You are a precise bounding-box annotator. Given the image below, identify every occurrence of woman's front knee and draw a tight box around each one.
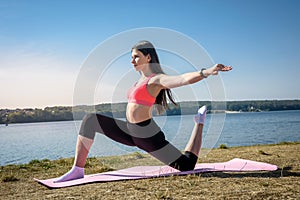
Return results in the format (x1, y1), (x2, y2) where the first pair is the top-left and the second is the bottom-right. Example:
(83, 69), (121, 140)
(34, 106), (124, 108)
(82, 113), (100, 127)
(82, 113), (97, 122)
(79, 113), (99, 139)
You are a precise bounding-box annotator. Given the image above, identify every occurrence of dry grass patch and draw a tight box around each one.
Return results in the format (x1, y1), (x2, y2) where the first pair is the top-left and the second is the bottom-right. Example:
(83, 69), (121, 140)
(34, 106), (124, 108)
(0, 142), (299, 199)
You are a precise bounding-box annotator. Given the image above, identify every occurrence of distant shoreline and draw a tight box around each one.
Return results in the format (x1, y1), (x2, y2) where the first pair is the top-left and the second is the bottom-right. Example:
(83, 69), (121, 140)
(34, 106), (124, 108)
(1, 100), (300, 124)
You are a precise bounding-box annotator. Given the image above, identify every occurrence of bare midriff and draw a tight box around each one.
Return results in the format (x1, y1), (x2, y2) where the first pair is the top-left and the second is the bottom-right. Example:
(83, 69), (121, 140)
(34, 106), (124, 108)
(126, 103), (153, 123)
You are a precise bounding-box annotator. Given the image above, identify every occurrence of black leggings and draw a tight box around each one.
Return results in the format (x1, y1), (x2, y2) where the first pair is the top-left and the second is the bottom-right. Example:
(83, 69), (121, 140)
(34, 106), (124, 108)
(79, 113), (198, 171)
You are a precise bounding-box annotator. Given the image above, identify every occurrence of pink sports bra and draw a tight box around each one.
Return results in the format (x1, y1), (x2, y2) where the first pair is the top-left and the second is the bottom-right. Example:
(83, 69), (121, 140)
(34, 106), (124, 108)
(127, 74), (156, 106)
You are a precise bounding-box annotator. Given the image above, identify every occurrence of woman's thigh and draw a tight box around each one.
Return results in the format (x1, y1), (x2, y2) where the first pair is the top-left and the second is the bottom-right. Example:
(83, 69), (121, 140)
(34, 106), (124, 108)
(80, 113), (135, 146)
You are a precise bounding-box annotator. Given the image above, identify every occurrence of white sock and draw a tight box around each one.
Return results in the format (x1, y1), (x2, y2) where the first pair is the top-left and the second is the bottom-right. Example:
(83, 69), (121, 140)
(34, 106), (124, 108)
(194, 105), (207, 124)
(54, 165), (84, 183)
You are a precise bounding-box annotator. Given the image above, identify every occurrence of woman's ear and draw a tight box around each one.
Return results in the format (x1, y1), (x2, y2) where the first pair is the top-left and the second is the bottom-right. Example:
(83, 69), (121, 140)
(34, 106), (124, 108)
(147, 54), (151, 62)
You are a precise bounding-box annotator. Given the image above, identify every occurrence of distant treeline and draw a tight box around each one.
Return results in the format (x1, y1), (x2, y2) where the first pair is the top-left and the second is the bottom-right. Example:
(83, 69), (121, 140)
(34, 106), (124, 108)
(1, 100), (300, 124)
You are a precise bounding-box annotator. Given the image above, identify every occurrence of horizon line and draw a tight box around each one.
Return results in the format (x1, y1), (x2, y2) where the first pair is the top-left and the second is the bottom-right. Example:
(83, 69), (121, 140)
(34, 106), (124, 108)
(2, 98), (300, 110)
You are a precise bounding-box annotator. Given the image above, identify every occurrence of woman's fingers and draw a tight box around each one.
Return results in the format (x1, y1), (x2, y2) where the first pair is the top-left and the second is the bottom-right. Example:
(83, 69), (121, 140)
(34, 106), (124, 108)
(221, 66), (232, 71)
(210, 64), (232, 76)
(217, 65), (232, 72)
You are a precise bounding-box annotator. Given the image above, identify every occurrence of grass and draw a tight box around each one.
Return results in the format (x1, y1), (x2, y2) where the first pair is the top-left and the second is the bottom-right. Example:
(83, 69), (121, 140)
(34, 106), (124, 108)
(2, 175), (19, 182)
(0, 142), (299, 199)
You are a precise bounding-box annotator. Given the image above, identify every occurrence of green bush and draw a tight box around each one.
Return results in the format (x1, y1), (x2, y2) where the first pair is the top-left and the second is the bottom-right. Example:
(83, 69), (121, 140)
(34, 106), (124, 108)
(219, 144), (228, 149)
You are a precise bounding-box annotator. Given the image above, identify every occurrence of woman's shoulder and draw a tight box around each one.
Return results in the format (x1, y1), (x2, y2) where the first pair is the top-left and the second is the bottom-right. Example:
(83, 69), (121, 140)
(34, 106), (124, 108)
(152, 73), (167, 79)
(151, 73), (164, 80)
(149, 73), (167, 85)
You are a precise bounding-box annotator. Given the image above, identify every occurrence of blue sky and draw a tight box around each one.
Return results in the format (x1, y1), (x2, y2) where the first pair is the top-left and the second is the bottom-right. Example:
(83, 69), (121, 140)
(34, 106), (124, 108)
(0, 0), (299, 109)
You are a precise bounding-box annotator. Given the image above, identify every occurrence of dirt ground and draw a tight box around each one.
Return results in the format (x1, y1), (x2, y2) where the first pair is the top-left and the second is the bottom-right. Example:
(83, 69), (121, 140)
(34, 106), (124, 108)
(1, 143), (299, 199)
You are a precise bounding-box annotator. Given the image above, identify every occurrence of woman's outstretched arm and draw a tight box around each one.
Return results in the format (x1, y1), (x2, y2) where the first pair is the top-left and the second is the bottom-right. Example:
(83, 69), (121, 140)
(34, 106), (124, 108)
(156, 64), (232, 89)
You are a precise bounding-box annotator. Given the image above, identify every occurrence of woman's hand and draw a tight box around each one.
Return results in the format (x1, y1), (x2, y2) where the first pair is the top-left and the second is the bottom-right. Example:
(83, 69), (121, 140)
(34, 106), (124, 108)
(205, 64), (232, 76)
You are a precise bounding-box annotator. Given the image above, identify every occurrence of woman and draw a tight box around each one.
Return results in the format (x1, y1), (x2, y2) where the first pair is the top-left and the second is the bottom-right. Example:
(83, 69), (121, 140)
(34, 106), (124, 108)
(55, 40), (232, 182)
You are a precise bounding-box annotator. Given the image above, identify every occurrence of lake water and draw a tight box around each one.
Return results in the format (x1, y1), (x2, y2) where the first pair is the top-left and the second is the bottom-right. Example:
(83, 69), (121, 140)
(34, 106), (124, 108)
(0, 110), (299, 166)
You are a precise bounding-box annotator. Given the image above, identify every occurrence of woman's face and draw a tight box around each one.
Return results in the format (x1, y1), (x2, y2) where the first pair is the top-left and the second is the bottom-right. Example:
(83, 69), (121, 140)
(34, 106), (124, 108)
(131, 49), (150, 71)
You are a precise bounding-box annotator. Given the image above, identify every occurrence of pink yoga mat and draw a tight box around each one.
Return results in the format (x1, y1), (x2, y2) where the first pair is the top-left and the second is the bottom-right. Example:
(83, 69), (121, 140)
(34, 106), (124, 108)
(34, 158), (277, 189)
